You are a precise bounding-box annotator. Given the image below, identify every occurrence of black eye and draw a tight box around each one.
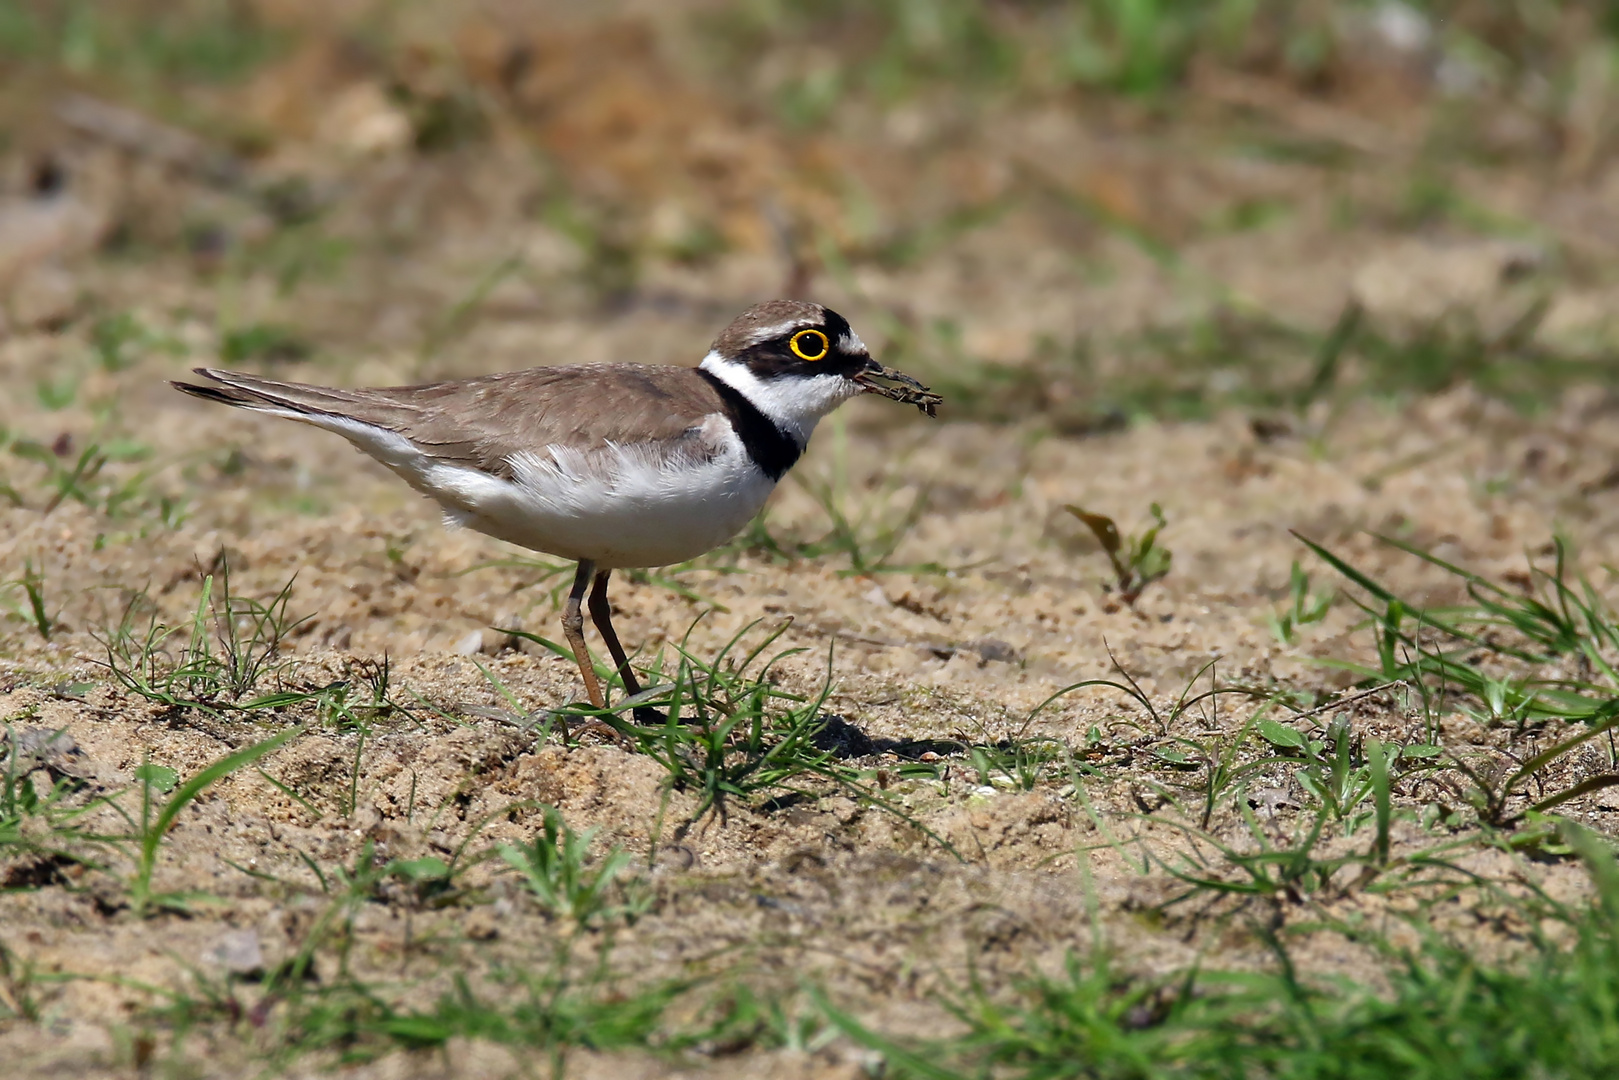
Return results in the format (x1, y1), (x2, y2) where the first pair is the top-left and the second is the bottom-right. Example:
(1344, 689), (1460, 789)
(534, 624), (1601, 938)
(789, 328), (830, 361)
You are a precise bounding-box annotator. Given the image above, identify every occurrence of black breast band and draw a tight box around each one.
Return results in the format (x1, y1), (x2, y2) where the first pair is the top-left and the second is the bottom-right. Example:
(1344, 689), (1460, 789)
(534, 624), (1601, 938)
(696, 369), (802, 481)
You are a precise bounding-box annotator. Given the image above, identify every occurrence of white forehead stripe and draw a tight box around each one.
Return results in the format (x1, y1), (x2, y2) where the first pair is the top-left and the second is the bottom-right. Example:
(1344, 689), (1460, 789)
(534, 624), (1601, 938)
(839, 332), (866, 353)
(736, 319), (811, 349)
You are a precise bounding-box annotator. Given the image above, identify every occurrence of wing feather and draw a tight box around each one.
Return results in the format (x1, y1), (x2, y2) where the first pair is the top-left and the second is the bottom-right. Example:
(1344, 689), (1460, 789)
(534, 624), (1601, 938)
(173, 365), (728, 478)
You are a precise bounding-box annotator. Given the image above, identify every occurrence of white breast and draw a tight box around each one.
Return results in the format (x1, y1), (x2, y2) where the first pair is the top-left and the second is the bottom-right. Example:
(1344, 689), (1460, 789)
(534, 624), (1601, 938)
(416, 414), (775, 569)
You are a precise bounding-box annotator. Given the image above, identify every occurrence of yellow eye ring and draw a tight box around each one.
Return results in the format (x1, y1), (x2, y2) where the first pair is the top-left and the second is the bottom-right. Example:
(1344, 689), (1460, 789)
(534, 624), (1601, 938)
(789, 328), (830, 362)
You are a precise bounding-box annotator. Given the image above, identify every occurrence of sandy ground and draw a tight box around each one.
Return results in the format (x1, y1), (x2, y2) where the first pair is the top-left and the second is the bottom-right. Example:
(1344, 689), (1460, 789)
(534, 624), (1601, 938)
(6, 6), (1619, 1075)
(4, 330), (1616, 1076)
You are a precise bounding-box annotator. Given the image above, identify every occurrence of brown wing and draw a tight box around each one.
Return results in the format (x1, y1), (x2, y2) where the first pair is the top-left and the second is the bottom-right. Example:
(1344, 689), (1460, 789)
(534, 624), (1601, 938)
(173, 364), (730, 478)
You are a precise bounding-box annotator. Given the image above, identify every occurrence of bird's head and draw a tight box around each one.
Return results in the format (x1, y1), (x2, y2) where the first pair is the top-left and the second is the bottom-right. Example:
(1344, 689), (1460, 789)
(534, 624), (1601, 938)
(700, 300), (940, 443)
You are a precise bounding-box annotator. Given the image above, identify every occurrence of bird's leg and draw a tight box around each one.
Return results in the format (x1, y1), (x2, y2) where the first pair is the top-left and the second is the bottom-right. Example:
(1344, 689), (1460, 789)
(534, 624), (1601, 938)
(562, 560), (606, 710)
(588, 569), (642, 699)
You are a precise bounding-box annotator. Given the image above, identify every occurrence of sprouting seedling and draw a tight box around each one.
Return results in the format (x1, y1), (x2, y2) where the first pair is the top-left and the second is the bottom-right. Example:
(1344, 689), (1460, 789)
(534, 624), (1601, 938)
(94, 561), (313, 713)
(2, 724), (115, 872)
(1065, 503), (1172, 604)
(497, 805), (645, 926)
(121, 727), (301, 916)
(1267, 560), (1335, 644)
(2, 560), (54, 640)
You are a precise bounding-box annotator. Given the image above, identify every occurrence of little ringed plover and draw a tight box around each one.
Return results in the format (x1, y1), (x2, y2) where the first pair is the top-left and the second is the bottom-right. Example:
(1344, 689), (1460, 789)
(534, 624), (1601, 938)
(173, 300), (941, 714)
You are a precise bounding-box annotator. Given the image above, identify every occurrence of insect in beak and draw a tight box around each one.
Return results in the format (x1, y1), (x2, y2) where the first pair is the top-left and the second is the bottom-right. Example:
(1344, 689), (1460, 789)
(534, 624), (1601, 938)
(851, 357), (942, 417)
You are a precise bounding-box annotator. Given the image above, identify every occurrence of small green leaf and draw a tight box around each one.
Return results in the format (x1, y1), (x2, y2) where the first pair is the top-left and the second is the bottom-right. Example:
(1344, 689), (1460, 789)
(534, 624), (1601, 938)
(1257, 718), (1307, 749)
(389, 857), (450, 882)
(1065, 505), (1122, 555)
(135, 764), (179, 793)
(221, 323), (310, 365)
(1151, 747), (1196, 768)
(99, 439), (151, 463)
(1136, 544), (1172, 582)
(1400, 744), (1442, 759)
(374, 1015), (451, 1047)
(36, 374), (80, 411)
(10, 440), (56, 464)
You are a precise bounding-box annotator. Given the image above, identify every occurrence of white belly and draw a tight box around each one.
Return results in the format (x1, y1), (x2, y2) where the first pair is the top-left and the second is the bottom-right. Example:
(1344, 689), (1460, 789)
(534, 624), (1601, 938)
(417, 435), (775, 569)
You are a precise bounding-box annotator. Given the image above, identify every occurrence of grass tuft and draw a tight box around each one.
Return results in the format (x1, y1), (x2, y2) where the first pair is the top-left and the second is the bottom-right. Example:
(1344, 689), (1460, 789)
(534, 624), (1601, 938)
(1, 724), (117, 877)
(95, 559), (312, 715)
(116, 728), (301, 916)
(827, 820), (1619, 1079)
(498, 805), (648, 926)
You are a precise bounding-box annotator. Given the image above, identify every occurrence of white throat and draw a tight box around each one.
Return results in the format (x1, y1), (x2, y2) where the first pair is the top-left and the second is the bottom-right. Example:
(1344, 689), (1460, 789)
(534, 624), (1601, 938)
(699, 350), (861, 447)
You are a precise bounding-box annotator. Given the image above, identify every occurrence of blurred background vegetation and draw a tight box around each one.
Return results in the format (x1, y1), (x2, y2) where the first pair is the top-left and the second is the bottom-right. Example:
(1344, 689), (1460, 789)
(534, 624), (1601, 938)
(5, 0), (1619, 427)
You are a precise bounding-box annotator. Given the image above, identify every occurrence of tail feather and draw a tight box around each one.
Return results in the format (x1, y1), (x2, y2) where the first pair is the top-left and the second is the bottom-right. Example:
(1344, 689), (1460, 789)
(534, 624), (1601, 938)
(171, 367), (427, 471)
(171, 368), (414, 427)
(170, 378), (269, 410)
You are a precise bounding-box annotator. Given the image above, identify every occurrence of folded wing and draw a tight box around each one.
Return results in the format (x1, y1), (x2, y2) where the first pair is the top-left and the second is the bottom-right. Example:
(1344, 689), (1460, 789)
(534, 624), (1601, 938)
(172, 365), (730, 478)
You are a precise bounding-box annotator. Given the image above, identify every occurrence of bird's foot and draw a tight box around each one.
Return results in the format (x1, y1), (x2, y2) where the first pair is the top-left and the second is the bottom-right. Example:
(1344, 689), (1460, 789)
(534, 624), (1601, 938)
(629, 705), (669, 726)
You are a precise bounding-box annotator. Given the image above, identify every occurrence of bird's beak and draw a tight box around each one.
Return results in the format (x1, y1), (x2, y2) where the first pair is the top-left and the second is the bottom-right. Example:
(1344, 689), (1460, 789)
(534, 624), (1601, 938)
(850, 356), (943, 418)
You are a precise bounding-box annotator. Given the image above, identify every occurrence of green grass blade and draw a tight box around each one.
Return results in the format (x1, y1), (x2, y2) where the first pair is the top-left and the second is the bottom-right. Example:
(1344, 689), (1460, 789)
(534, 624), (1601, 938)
(133, 726), (301, 912)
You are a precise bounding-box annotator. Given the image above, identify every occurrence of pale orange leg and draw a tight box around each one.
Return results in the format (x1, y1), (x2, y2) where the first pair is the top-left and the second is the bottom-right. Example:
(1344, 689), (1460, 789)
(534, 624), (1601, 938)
(562, 560), (606, 710)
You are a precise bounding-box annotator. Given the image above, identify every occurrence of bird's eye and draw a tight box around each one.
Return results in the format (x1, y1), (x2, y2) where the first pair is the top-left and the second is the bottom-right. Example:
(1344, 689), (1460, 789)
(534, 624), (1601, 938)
(789, 328), (830, 362)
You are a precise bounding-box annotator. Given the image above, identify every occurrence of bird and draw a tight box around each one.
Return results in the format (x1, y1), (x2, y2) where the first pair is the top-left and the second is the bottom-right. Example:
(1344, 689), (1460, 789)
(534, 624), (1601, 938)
(172, 300), (941, 718)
